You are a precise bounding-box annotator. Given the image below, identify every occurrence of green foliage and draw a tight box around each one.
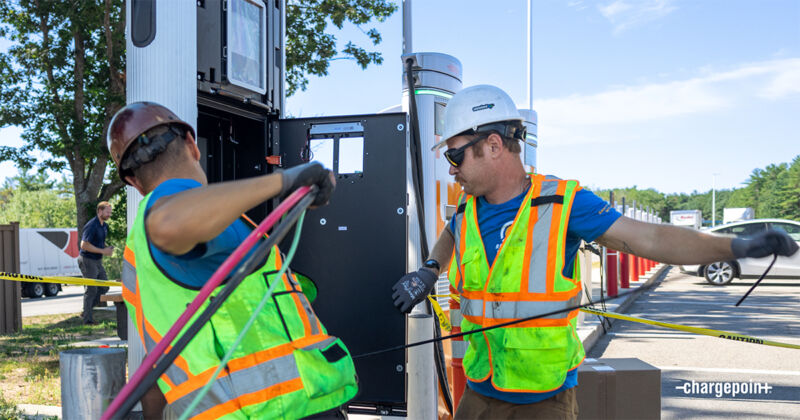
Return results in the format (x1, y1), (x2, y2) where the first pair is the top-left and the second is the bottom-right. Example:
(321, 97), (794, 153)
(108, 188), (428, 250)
(591, 155), (800, 224)
(286, 0), (398, 95)
(0, 0), (127, 237)
(103, 187), (127, 280)
(0, 170), (75, 228)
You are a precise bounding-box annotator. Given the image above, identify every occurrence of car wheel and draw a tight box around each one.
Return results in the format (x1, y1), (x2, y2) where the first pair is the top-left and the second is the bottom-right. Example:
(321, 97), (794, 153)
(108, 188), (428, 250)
(44, 283), (60, 297)
(27, 282), (45, 298)
(705, 261), (736, 285)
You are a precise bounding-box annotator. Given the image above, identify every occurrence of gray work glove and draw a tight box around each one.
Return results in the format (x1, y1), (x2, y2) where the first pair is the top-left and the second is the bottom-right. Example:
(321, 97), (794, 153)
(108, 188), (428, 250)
(278, 162), (334, 206)
(392, 268), (438, 314)
(731, 230), (799, 259)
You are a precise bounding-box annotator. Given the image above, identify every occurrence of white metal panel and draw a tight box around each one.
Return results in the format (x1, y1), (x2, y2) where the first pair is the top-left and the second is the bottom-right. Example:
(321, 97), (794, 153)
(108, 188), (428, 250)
(125, 1), (197, 415)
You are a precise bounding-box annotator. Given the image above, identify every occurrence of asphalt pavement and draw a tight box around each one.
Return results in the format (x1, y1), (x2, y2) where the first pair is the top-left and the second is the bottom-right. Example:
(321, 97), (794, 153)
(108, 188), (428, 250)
(588, 267), (800, 419)
(21, 285), (122, 317)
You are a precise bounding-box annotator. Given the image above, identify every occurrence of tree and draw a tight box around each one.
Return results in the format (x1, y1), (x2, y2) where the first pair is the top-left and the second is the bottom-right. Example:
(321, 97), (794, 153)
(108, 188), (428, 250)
(778, 156), (800, 221)
(0, 0), (126, 239)
(1, 0), (397, 240)
(286, 0), (398, 96)
(0, 170), (75, 228)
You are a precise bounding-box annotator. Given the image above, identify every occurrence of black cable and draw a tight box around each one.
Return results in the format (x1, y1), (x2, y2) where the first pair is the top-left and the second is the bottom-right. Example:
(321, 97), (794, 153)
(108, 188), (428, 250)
(404, 58), (430, 258)
(735, 254), (778, 306)
(404, 57), (453, 415)
(354, 280), (662, 360)
(111, 191), (316, 420)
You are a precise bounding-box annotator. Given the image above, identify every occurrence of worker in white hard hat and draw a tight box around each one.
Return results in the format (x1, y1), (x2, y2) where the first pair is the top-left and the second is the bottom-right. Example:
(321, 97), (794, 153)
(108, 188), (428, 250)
(390, 85), (798, 419)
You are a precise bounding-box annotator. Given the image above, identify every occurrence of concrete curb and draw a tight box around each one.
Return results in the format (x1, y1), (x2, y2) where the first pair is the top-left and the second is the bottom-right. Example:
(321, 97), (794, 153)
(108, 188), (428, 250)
(579, 264), (671, 353)
(17, 404), (61, 419)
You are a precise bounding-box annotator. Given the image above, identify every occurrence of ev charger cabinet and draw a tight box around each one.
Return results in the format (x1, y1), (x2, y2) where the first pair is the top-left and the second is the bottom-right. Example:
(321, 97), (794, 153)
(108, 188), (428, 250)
(670, 210), (703, 230)
(723, 207), (755, 224)
(127, 0), (413, 416)
(401, 53), (462, 302)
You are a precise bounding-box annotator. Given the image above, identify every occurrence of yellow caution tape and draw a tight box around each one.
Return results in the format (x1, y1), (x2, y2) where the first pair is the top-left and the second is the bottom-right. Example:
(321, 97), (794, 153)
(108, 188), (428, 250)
(581, 308), (800, 350)
(430, 293), (798, 350)
(427, 296), (452, 332)
(431, 293), (460, 302)
(0, 272), (121, 288)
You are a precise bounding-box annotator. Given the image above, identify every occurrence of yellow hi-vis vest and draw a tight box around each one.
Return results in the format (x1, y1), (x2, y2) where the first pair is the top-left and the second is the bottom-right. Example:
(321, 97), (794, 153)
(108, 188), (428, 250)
(447, 174), (585, 393)
(122, 192), (357, 419)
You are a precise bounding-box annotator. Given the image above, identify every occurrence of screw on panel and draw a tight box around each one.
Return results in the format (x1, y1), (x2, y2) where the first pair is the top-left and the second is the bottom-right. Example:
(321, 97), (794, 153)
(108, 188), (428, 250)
(319, 218), (327, 225)
(397, 208), (404, 215)
(396, 364), (403, 372)
(397, 124), (404, 131)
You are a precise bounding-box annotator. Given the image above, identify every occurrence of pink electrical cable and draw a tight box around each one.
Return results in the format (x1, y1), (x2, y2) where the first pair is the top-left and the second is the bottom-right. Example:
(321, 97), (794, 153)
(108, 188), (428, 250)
(101, 186), (312, 420)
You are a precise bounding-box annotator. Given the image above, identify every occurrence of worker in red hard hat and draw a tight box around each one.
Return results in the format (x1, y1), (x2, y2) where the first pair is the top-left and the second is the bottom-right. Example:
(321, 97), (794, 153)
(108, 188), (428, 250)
(108, 101), (357, 419)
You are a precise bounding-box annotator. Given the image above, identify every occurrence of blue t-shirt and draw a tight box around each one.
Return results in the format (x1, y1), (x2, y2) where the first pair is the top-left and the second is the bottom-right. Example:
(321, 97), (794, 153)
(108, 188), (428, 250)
(449, 184), (621, 403)
(145, 179), (258, 289)
(80, 216), (108, 260)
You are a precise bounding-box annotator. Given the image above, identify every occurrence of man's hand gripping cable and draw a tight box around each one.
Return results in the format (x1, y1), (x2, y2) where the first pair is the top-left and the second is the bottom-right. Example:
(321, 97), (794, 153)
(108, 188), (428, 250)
(102, 186), (317, 420)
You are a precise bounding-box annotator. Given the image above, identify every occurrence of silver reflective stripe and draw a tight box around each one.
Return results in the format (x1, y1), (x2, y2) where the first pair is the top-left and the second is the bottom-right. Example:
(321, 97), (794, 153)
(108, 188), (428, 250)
(121, 260), (136, 293)
(168, 372), (238, 416)
(449, 307), (462, 327)
(483, 293), (582, 320)
(460, 296), (482, 318)
(529, 180), (560, 294)
(451, 340), (468, 359)
(170, 336), (336, 416)
(461, 293), (581, 321)
(141, 325), (189, 386)
(297, 293), (321, 336)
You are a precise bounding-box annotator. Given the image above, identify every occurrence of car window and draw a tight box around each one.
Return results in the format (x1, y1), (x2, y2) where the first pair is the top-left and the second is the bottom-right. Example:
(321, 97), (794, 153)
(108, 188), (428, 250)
(770, 222), (800, 241)
(725, 223), (767, 238)
(715, 227), (733, 235)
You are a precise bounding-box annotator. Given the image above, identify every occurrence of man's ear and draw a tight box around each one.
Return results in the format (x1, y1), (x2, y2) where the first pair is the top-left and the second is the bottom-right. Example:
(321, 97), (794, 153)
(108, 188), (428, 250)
(125, 176), (147, 196)
(487, 133), (503, 156)
(185, 132), (201, 161)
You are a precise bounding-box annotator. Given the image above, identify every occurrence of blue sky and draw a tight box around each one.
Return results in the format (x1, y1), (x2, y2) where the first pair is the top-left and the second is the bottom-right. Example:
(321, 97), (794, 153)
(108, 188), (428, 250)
(287, 0), (800, 194)
(1, 0), (798, 194)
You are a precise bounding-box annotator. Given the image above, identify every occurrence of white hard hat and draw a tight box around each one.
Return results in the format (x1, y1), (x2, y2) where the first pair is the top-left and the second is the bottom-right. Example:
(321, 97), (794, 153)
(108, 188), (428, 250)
(433, 84), (524, 150)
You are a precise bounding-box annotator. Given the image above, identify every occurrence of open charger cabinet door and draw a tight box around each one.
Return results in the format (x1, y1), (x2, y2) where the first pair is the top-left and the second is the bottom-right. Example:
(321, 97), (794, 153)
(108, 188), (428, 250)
(277, 114), (410, 416)
(196, 100), (411, 416)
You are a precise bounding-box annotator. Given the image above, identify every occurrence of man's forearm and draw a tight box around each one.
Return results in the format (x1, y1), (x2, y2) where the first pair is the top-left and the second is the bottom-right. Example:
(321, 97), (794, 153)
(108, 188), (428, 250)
(80, 241), (105, 254)
(146, 173), (283, 255)
(426, 228), (456, 274)
(597, 216), (735, 265)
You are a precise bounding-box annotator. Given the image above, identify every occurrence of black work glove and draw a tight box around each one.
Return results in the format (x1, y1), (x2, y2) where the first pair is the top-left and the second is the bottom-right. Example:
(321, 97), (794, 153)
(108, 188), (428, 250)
(392, 268), (438, 314)
(731, 230), (799, 259)
(278, 162), (334, 206)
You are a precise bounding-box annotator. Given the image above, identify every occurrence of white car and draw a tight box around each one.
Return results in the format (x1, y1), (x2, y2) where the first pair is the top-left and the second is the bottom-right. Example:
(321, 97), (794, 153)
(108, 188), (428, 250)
(680, 219), (800, 285)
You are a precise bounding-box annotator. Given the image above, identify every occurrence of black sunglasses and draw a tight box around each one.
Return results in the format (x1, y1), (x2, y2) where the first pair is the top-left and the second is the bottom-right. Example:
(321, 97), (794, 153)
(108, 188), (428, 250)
(444, 134), (488, 167)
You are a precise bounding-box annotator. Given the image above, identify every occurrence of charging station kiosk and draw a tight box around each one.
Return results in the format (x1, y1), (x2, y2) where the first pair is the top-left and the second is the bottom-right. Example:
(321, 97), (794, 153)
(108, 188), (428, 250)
(128, 0), (410, 415)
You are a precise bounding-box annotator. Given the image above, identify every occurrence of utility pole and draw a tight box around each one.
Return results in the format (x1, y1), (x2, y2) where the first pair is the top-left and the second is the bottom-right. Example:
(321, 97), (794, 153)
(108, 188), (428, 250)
(712, 173), (719, 227)
(527, 0), (533, 110)
(403, 0), (412, 55)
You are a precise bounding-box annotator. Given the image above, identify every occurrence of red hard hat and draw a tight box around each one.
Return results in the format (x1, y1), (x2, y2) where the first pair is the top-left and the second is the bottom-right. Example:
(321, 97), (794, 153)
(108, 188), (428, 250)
(107, 102), (195, 182)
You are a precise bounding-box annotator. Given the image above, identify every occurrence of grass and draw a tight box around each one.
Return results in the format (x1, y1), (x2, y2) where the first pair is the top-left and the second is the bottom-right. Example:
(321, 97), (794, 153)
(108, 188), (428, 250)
(0, 310), (119, 409)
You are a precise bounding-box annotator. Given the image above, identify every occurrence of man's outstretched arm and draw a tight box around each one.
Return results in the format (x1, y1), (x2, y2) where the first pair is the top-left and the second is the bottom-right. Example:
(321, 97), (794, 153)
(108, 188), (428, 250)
(596, 216), (798, 265)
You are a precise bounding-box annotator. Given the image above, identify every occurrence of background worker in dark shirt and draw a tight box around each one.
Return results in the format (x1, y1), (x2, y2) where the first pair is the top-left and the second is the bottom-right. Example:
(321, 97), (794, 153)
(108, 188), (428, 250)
(79, 201), (114, 324)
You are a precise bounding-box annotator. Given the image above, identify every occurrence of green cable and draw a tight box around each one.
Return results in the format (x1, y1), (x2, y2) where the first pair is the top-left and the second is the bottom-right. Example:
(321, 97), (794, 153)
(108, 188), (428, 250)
(178, 211), (307, 420)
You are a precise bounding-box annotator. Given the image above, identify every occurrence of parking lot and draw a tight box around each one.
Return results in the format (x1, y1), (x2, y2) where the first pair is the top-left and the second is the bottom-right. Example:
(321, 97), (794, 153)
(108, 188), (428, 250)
(589, 267), (800, 419)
